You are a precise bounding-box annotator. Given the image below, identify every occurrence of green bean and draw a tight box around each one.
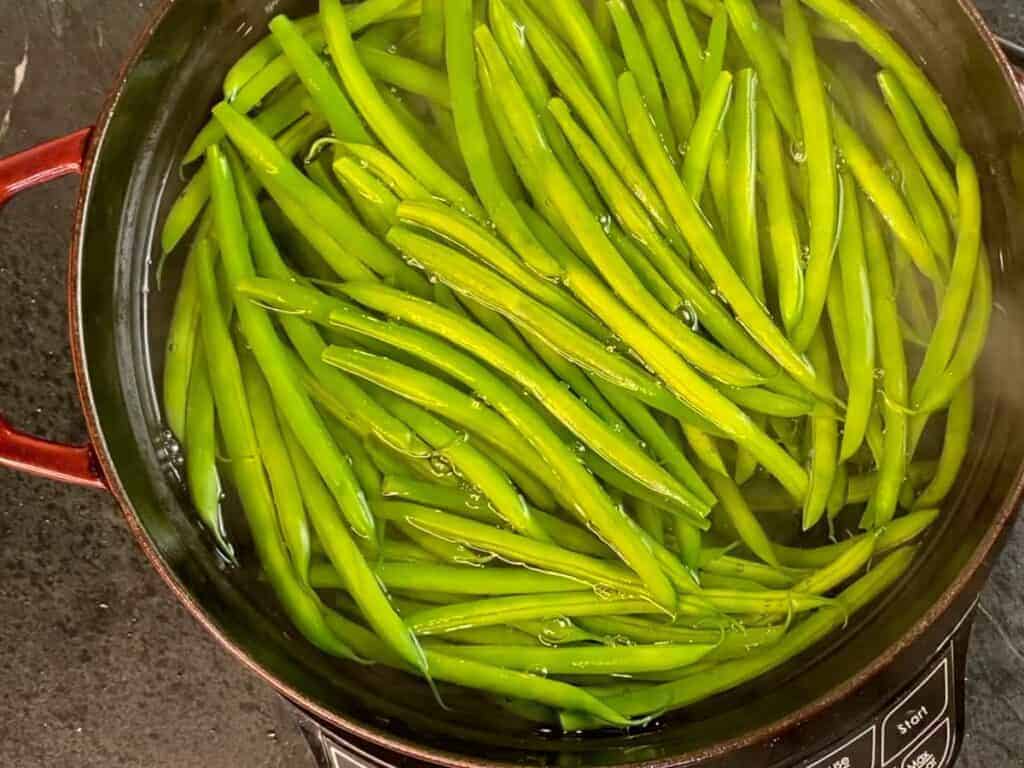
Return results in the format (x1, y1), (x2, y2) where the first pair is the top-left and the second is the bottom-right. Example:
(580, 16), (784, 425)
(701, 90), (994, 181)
(915, 379), (974, 508)
(706, 471), (779, 567)
(315, 561), (587, 595)
(860, 197), (909, 529)
(802, 331), (839, 531)
(393, 519), (494, 565)
(270, 15), (372, 144)
(377, 230), (714, 515)
(608, 0), (675, 153)
(372, 385), (553, 541)
(333, 156), (399, 236)
(407, 592), (666, 635)
(704, 555), (805, 589)
(416, 0), (444, 65)
(793, 534), (877, 596)
(342, 143), (431, 201)
(305, 154), (353, 211)
(720, 385), (812, 420)
(757, 98), (804, 334)
(799, 0), (960, 159)
(379, 88), (472, 184)
(373, 501), (652, 597)
(193, 238), (356, 658)
(163, 219), (212, 440)
(634, 0), (696, 143)
(326, 419), (382, 499)
(776, 508), (937, 569)
(359, 46), (451, 107)
(379, 476), (611, 558)
(161, 166), (212, 257)
(877, 70), (957, 222)
(507, 0), (678, 243)
(396, 201), (601, 335)
(703, 5), (729, 100)
(211, 147), (386, 546)
(443, 626), (544, 647)
(560, 545), (917, 728)
(835, 171), (876, 461)
(636, 502), (666, 546)
(322, 609), (639, 725)
(617, 77), (830, 406)
(183, 338), (230, 558)
(242, 352), (312, 582)
(844, 74), (952, 269)
(242, 280), (679, 609)
(781, 2), (838, 349)
(213, 104), (411, 281)
(915, 255), (991, 415)
(910, 152), (982, 408)
(436, 641), (715, 674)
(725, 0), (798, 139)
(538, 0), (625, 132)
(727, 69), (765, 304)
(322, 0), (483, 218)
(444, 0), (562, 278)
(833, 112), (943, 285)
(681, 71), (733, 204)
(666, 0), (704, 89)
(579, 615), (783, 648)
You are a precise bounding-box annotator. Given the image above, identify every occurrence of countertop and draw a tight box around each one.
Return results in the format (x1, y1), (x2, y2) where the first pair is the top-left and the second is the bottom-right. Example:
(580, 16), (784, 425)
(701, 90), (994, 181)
(0, 2), (1022, 766)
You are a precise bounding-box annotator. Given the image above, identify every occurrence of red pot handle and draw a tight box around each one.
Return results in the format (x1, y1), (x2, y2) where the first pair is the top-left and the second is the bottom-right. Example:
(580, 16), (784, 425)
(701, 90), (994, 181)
(0, 128), (106, 490)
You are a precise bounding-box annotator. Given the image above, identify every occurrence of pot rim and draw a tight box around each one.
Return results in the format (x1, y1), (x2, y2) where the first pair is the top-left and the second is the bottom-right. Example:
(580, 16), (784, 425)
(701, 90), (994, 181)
(64, 1), (1024, 766)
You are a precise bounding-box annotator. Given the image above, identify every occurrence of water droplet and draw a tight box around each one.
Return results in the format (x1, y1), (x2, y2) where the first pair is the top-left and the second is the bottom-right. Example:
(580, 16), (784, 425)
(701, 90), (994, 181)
(790, 139), (807, 164)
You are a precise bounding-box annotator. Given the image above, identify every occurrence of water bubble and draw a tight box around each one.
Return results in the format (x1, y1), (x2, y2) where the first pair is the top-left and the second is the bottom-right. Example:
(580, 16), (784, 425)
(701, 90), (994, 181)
(790, 139), (807, 164)
(597, 213), (613, 234)
(387, 44), (399, 54)
(676, 300), (700, 332)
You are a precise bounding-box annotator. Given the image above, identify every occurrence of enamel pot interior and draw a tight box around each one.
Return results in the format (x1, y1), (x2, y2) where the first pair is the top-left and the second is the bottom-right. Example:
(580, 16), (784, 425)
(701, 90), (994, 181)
(73, 0), (1024, 765)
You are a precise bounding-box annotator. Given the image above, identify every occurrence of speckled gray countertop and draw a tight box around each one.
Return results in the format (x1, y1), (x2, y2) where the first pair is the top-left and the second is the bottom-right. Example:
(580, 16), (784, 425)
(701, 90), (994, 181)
(0, 2), (1022, 766)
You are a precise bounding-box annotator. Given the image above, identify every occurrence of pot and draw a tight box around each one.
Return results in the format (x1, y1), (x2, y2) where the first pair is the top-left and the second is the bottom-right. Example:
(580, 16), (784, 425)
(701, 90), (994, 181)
(1, 1), (1022, 766)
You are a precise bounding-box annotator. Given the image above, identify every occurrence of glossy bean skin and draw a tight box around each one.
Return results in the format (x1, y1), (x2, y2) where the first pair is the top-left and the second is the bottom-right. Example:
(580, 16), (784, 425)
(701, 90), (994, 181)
(835, 171), (876, 461)
(634, 0), (696, 143)
(432, 642), (715, 675)
(802, 330), (839, 531)
(915, 379), (974, 508)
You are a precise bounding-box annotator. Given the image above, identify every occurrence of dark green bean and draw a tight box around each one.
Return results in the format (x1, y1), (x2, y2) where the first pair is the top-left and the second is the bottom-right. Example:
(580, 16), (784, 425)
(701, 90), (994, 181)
(802, 330), (838, 531)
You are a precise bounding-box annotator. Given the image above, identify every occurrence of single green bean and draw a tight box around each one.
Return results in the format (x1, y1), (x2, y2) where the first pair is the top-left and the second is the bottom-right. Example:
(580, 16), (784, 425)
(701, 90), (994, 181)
(321, 0), (484, 217)
(634, 0), (696, 143)
(725, 0), (798, 139)
(392, 519), (495, 565)
(359, 45), (451, 107)
(184, 338), (231, 558)
(833, 112), (943, 285)
(792, 534), (877, 596)
(608, 0), (675, 152)
(313, 561), (587, 595)
(666, 0), (704, 90)
(444, 0), (562, 278)
(727, 69), (765, 303)
(417, 0), (444, 66)
(783, 0), (839, 350)
(802, 331), (839, 531)
(915, 379), (974, 508)
(860, 197), (909, 528)
(799, 0), (960, 158)
(706, 471), (779, 567)
(910, 152), (982, 408)
(757, 97), (804, 335)
(682, 71), (733, 203)
(703, 5), (729, 100)
(836, 171), (876, 461)
(915, 255), (991, 415)
(270, 15), (372, 143)
(242, 352), (312, 582)
(435, 642), (715, 674)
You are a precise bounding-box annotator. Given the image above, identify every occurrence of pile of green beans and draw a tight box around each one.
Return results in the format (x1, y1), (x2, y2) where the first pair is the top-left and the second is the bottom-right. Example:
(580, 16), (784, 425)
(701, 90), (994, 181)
(159, 0), (990, 731)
